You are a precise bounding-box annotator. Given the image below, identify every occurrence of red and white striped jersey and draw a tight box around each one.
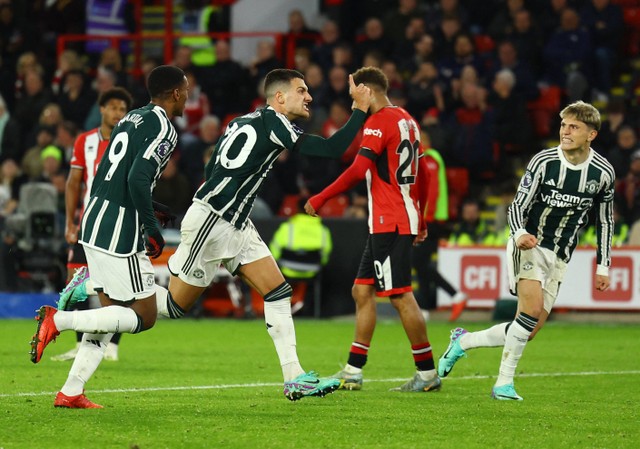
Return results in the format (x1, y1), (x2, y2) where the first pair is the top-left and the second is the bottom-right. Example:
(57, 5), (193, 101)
(360, 106), (423, 234)
(70, 128), (109, 210)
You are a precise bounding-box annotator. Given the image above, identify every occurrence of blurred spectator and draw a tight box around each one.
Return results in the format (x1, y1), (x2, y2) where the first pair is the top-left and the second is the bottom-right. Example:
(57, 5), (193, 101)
(424, 0), (470, 35)
(381, 59), (405, 93)
(332, 42), (356, 74)
(486, 40), (539, 101)
(129, 56), (158, 109)
(21, 126), (57, 180)
(0, 93), (19, 161)
(311, 19), (342, 74)
(249, 39), (282, 91)
(406, 61), (445, 120)
(177, 0), (218, 67)
(437, 33), (484, 93)
(179, 114), (220, 195)
(362, 50), (384, 69)
(85, 0), (134, 63)
(355, 17), (393, 65)
(321, 98), (361, 166)
(98, 47), (128, 87)
(13, 51), (41, 102)
(616, 150), (640, 224)
(382, 0), (424, 45)
(14, 68), (51, 148)
(172, 45), (194, 73)
(57, 69), (96, 129)
(152, 155), (192, 219)
(433, 14), (463, 60)
(260, 149), (302, 214)
(326, 65), (351, 106)
(0, 0), (29, 70)
(542, 8), (593, 102)
(580, 200), (628, 247)
(204, 39), (251, 120)
(593, 97), (633, 156)
(0, 157), (26, 220)
(83, 66), (117, 130)
(579, 0), (624, 97)
(487, 68), (533, 174)
(540, 0), (570, 37)
(55, 120), (79, 164)
(40, 0), (85, 55)
(448, 197), (493, 245)
(505, 9), (545, 77)
(297, 63), (328, 134)
(173, 70), (210, 147)
(487, 0), (525, 41)
(294, 47), (313, 74)
(608, 125), (639, 180)
(51, 50), (83, 96)
(287, 9), (320, 51)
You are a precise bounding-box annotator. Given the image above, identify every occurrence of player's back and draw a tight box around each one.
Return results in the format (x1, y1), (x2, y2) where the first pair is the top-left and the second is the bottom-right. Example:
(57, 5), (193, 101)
(195, 107), (301, 229)
(361, 106), (422, 235)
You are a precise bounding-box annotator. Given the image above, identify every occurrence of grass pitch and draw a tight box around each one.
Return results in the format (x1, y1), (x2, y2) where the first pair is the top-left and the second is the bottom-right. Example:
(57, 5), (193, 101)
(1, 317), (638, 449)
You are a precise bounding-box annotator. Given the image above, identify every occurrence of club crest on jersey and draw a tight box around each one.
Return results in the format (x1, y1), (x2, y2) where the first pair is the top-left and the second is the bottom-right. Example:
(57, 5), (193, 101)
(363, 128), (382, 138)
(585, 180), (599, 194)
(157, 141), (172, 158)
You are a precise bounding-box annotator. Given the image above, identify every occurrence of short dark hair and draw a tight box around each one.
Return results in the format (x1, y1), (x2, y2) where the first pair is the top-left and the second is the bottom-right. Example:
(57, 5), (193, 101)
(264, 69), (304, 98)
(352, 66), (389, 93)
(147, 65), (186, 99)
(98, 87), (133, 110)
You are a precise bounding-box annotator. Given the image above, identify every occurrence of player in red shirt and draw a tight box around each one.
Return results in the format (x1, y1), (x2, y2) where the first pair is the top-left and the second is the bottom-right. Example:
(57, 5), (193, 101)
(50, 88), (132, 363)
(305, 67), (440, 392)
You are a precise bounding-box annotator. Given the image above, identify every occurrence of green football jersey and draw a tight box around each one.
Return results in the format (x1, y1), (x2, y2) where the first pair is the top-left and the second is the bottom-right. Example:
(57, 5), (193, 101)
(194, 107), (304, 229)
(509, 146), (615, 266)
(80, 104), (177, 256)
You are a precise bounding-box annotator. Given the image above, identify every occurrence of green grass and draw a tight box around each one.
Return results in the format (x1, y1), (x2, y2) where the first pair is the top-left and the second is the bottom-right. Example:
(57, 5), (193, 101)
(1, 318), (639, 449)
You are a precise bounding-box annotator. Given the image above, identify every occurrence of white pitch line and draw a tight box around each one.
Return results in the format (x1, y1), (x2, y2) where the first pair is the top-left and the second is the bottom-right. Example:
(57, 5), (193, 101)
(3, 370), (640, 398)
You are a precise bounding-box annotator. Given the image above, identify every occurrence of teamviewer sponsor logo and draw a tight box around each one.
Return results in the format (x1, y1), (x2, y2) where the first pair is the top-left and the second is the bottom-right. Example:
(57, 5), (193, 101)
(363, 128), (382, 138)
(460, 255), (501, 299)
(592, 257), (633, 302)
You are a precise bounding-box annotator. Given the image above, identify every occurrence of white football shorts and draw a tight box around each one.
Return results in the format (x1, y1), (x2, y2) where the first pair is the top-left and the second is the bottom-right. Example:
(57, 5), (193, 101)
(168, 201), (271, 288)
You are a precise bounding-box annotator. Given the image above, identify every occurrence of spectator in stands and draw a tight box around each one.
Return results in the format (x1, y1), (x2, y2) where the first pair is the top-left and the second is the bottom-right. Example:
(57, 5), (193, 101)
(326, 65), (352, 106)
(205, 39), (251, 120)
(0, 157), (26, 222)
(406, 61), (445, 120)
(180, 114), (220, 196)
(172, 45), (194, 73)
(398, 33), (436, 77)
(21, 125), (57, 180)
(542, 8), (593, 102)
(321, 98), (361, 166)
(13, 51), (41, 102)
(487, 68), (533, 174)
(437, 33), (484, 93)
(83, 66), (117, 130)
(448, 197), (493, 245)
(293, 48), (313, 75)
(540, 0), (570, 38)
(57, 69), (96, 130)
(51, 49), (83, 97)
(506, 9), (545, 78)
(14, 68), (51, 148)
(98, 47), (128, 88)
(594, 97), (633, 156)
(355, 17), (394, 65)
(130, 57), (158, 109)
(424, 0), (470, 35)
(173, 70), (209, 147)
(362, 50), (384, 69)
(486, 40), (539, 102)
(249, 40), (282, 92)
(381, 59), (405, 94)
(311, 19), (342, 74)
(433, 14), (463, 60)
(55, 120), (78, 164)
(153, 155), (192, 220)
(0, 0), (30, 71)
(297, 63), (329, 134)
(287, 9), (320, 51)
(382, 0), (424, 45)
(616, 149), (640, 225)
(0, 93), (20, 162)
(393, 15), (427, 67)
(487, 0), (525, 41)
(332, 42), (356, 74)
(608, 125), (639, 180)
(177, 1), (218, 68)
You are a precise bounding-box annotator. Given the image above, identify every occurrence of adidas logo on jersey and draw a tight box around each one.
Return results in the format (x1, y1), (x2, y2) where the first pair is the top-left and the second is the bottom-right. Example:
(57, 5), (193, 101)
(544, 179), (556, 186)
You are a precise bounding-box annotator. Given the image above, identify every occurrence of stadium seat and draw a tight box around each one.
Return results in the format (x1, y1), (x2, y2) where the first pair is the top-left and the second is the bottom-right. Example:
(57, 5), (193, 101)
(278, 194), (301, 216)
(446, 167), (470, 220)
(318, 194), (349, 217)
(473, 34), (495, 54)
(527, 86), (563, 138)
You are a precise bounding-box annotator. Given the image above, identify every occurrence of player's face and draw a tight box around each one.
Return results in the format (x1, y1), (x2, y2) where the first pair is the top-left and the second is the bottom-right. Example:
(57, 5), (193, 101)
(559, 115), (597, 152)
(172, 76), (190, 117)
(282, 77), (312, 120)
(100, 99), (128, 130)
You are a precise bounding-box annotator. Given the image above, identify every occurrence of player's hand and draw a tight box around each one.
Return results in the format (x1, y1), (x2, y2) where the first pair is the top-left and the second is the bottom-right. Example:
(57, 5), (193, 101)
(65, 222), (78, 245)
(516, 234), (538, 250)
(349, 74), (371, 113)
(595, 274), (610, 291)
(413, 228), (427, 246)
(152, 200), (177, 228)
(145, 226), (165, 259)
(304, 200), (318, 217)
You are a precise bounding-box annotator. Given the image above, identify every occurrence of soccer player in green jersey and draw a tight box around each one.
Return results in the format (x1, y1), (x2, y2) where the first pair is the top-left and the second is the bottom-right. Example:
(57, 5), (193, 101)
(30, 65), (188, 408)
(438, 101), (615, 401)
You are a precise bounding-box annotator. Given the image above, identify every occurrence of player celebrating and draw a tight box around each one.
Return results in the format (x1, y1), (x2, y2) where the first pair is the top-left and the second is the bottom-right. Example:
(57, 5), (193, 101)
(30, 65), (187, 408)
(305, 66), (440, 392)
(51, 87), (132, 363)
(438, 101), (615, 400)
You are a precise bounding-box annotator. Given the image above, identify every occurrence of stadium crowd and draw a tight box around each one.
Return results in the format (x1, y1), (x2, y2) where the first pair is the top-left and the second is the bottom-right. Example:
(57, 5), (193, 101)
(1, 0), (640, 292)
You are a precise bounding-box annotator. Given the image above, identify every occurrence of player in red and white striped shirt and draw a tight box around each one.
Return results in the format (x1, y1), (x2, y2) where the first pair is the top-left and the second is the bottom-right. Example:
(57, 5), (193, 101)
(51, 87), (132, 363)
(306, 67), (440, 392)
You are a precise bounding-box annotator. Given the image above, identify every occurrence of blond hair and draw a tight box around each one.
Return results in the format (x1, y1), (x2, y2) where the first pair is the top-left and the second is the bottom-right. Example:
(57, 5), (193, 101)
(560, 100), (601, 131)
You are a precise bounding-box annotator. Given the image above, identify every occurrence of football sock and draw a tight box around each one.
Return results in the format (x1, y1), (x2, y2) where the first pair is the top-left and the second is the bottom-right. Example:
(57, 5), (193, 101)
(417, 368), (437, 381)
(495, 312), (538, 387)
(459, 322), (509, 350)
(60, 332), (112, 397)
(155, 285), (184, 319)
(110, 332), (122, 344)
(346, 342), (370, 369)
(412, 342), (435, 371)
(53, 306), (142, 334)
(264, 283), (303, 381)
